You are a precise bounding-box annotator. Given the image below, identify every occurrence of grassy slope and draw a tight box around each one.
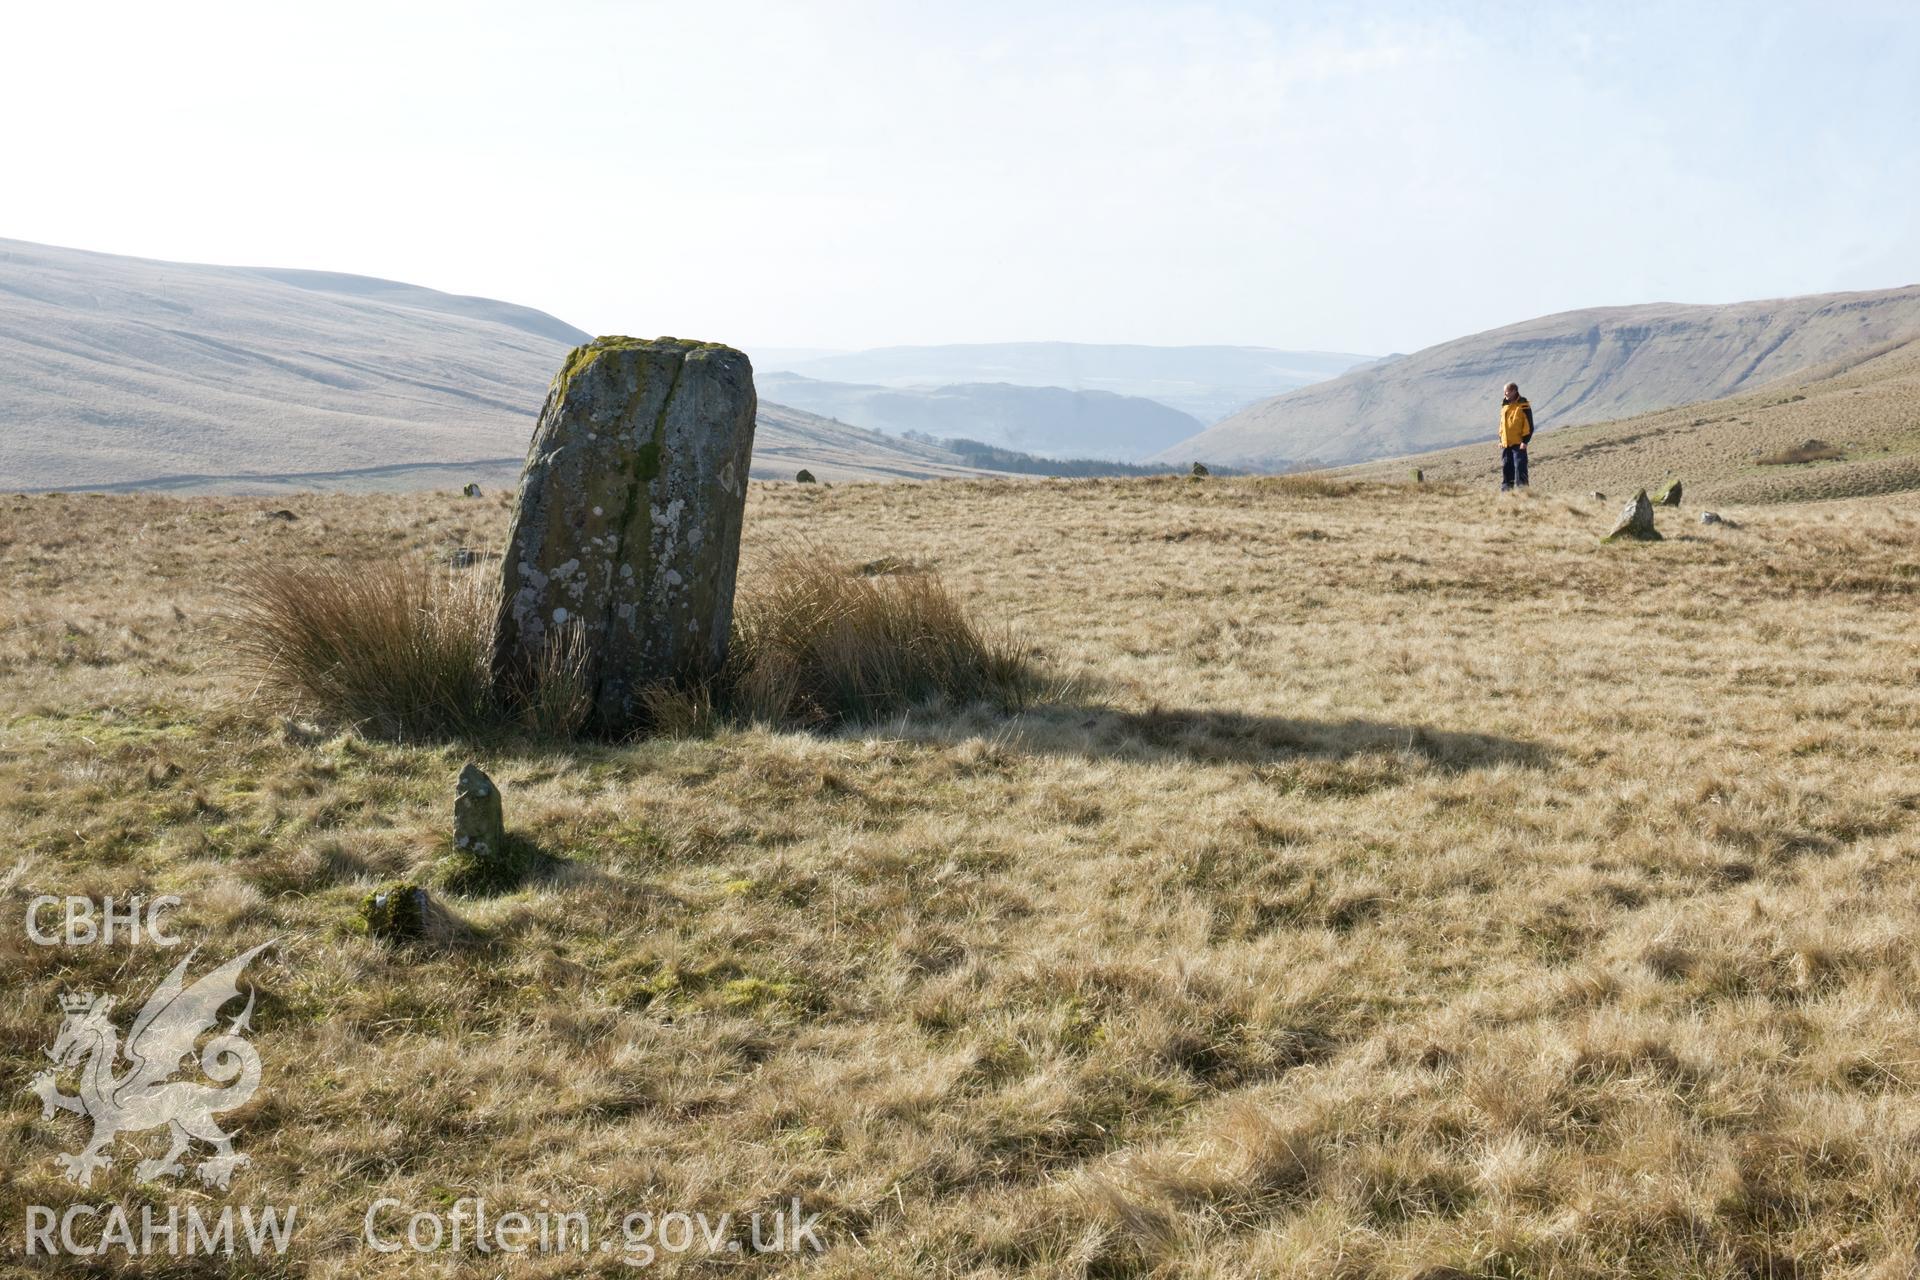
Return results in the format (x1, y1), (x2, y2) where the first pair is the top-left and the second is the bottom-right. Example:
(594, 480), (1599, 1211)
(4, 479), (1920, 1276)
(1345, 335), (1920, 504)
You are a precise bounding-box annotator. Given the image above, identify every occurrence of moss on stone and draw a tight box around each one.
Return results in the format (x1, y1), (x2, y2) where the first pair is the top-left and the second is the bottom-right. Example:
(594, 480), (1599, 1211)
(550, 336), (719, 404)
(634, 439), (662, 485)
(362, 880), (432, 942)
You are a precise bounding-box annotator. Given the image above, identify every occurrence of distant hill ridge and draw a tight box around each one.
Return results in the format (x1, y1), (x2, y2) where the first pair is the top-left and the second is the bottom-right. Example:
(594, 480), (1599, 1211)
(1160, 285), (1920, 469)
(0, 238), (1031, 491)
(766, 341), (1372, 423)
(760, 371), (1204, 461)
(242, 266), (593, 347)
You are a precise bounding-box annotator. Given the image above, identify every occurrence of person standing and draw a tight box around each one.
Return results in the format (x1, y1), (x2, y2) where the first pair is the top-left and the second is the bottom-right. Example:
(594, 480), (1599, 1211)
(1499, 382), (1534, 491)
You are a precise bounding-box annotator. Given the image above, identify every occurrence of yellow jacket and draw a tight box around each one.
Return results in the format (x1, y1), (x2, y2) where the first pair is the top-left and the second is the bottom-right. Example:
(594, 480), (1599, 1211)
(1500, 398), (1535, 447)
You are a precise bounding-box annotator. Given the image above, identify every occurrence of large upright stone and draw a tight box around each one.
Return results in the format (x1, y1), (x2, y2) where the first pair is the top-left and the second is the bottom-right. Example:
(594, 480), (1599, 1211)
(495, 337), (756, 732)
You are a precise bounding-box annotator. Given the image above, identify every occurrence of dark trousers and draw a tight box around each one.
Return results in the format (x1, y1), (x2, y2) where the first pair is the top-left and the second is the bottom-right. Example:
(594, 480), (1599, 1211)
(1501, 445), (1529, 488)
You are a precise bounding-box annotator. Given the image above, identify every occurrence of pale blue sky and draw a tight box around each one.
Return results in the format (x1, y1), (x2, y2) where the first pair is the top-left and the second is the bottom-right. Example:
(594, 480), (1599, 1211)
(4, 1), (1915, 354)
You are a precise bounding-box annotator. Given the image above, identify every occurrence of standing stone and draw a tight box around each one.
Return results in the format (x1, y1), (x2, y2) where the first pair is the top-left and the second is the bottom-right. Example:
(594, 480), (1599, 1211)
(441, 762), (533, 893)
(795, 468), (816, 484)
(1604, 490), (1663, 542)
(462, 482), (482, 497)
(453, 763), (505, 863)
(495, 337), (756, 732)
(1655, 479), (1683, 506)
(1411, 468), (1424, 483)
(1191, 462), (1210, 477)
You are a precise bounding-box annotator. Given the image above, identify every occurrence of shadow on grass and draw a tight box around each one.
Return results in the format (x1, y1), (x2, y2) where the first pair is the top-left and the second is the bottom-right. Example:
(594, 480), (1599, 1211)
(435, 832), (568, 897)
(902, 701), (1553, 772)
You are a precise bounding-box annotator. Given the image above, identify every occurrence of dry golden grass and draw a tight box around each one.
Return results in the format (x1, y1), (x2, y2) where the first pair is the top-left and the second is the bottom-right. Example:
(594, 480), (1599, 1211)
(1758, 440), (1849, 467)
(726, 542), (1034, 727)
(224, 557), (500, 739)
(4, 477), (1920, 1276)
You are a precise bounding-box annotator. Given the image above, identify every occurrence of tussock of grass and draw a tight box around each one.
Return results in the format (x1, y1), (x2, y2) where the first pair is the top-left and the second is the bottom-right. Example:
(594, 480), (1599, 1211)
(724, 544), (1034, 726)
(495, 618), (594, 740)
(224, 558), (496, 739)
(225, 543), (1032, 739)
(1757, 438), (1846, 465)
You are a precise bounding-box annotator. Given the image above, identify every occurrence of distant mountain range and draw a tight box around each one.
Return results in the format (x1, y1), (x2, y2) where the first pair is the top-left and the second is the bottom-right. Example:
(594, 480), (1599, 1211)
(758, 371), (1203, 461)
(0, 239), (1038, 491)
(22, 236), (1906, 495)
(761, 342), (1373, 424)
(1164, 286), (1920, 469)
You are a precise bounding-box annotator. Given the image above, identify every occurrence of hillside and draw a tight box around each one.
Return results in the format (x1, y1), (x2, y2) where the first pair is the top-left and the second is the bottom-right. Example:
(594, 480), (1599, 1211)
(1345, 333), (1920, 504)
(760, 371), (1204, 461)
(0, 239), (1015, 492)
(1163, 285), (1920, 469)
(29, 402), (1021, 497)
(767, 342), (1372, 423)
(7, 477), (1920, 1274)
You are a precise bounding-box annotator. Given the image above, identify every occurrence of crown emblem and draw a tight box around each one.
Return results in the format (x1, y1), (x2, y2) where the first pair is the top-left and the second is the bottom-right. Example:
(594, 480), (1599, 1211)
(59, 992), (98, 1013)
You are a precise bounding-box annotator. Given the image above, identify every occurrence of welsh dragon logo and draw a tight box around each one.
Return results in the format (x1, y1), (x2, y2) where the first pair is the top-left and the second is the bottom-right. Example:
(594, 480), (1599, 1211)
(26, 941), (275, 1190)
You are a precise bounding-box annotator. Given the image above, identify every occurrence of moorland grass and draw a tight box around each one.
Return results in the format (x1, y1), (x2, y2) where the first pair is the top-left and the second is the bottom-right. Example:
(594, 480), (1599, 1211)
(224, 556), (496, 739)
(6, 478), (1920, 1277)
(725, 543), (1034, 726)
(1757, 439), (1848, 465)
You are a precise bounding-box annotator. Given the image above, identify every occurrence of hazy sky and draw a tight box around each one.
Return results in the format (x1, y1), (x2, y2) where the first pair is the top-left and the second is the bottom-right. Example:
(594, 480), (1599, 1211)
(5, 1), (1916, 355)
